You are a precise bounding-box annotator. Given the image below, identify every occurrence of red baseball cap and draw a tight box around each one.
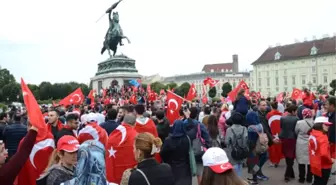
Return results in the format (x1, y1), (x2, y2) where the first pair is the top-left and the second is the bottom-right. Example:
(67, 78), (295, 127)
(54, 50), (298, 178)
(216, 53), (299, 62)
(202, 147), (233, 174)
(57, 135), (80, 152)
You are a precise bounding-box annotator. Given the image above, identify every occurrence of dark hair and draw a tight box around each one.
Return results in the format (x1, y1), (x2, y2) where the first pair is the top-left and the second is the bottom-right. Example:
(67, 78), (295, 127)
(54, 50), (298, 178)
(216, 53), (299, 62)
(327, 96), (335, 107)
(49, 109), (60, 116)
(128, 105), (135, 113)
(285, 104), (297, 113)
(179, 108), (184, 117)
(190, 107), (198, 119)
(134, 104), (145, 115)
(0, 113), (8, 120)
(271, 101), (278, 110)
(13, 113), (21, 122)
(207, 115), (219, 139)
(107, 108), (117, 120)
(66, 113), (78, 122)
(201, 167), (246, 185)
(155, 110), (165, 120)
(204, 107), (211, 115)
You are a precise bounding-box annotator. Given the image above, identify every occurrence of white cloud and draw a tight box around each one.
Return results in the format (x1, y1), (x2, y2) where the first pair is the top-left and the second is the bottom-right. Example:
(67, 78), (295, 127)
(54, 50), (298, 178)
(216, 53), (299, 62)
(0, 0), (335, 84)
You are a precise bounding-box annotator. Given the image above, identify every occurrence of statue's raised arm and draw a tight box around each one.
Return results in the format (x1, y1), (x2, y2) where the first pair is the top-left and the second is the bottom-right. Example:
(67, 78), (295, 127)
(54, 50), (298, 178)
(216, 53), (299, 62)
(105, 0), (123, 14)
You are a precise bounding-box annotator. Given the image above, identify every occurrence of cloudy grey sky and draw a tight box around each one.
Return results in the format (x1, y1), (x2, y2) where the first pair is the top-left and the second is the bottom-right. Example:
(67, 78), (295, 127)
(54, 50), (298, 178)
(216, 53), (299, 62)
(0, 0), (335, 85)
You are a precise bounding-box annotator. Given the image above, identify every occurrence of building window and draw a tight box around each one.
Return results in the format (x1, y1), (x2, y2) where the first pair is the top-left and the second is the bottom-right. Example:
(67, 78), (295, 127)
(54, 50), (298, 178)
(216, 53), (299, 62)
(267, 78), (270, 86)
(324, 76), (328, 83)
(302, 75), (306, 85)
(266, 71), (269, 76)
(274, 52), (281, 60)
(312, 76), (317, 84)
(284, 77), (287, 85)
(275, 77), (279, 86)
(276, 87), (279, 92)
(221, 69), (224, 72)
(258, 72), (261, 77)
(284, 69), (287, 76)
(211, 69), (214, 72)
(258, 78), (261, 86)
(275, 70), (278, 76)
(323, 68), (328, 73)
(292, 76), (296, 85)
(312, 59), (316, 63)
(323, 58), (326, 61)
(301, 61), (305, 64)
(310, 46), (318, 55)
(312, 66), (316, 73)
(284, 87), (288, 91)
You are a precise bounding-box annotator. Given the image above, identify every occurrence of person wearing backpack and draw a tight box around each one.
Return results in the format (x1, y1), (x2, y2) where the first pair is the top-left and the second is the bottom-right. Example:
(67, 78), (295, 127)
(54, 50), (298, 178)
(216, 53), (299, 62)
(224, 112), (248, 177)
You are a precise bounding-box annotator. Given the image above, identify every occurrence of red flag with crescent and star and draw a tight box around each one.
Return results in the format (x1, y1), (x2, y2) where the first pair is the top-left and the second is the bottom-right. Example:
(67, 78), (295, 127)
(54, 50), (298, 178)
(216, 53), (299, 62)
(291, 88), (303, 100)
(166, 91), (184, 124)
(266, 110), (284, 164)
(17, 78), (55, 185)
(106, 124), (138, 184)
(203, 77), (219, 88)
(227, 80), (249, 100)
(58, 88), (84, 107)
(77, 122), (108, 147)
(186, 83), (197, 101)
(308, 130), (321, 177)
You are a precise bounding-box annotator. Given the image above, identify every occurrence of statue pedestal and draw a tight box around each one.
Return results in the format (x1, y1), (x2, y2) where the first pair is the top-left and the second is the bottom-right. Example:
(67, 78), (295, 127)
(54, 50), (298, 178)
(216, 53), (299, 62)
(90, 54), (141, 91)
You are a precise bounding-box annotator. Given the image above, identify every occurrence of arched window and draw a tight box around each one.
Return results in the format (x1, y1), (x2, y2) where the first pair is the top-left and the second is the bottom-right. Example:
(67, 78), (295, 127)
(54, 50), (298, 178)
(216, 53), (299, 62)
(274, 52), (281, 60)
(310, 46), (318, 55)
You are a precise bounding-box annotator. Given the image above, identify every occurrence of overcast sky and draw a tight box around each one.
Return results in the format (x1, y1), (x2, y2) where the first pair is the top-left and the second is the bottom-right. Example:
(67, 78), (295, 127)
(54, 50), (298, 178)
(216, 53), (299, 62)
(0, 0), (335, 85)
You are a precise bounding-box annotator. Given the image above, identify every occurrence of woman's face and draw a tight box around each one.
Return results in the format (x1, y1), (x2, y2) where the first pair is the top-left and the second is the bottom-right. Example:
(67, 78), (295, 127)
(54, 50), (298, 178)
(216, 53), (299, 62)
(0, 143), (8, 165)
(133, 143), (142, 162)
(322, 124), (330, 132)
(60, 151), (78, 166)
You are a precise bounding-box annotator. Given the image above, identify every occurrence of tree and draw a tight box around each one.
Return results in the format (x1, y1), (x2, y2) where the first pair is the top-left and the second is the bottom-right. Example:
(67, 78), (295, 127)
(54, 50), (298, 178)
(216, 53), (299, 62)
(2, 83), (20, 102)
(150, 82), (165, 94)
(141, 83), (148, 91)
(39, 82), (53, 100)
(28, 84), (40, 100)
(221, 82), (232, 97)
(165, 82), (178, 90)
(175, 82), (190, 97)
(208, 87), (217, 98)
(330, 79), (336, 96)
(0, 68), (16, 102)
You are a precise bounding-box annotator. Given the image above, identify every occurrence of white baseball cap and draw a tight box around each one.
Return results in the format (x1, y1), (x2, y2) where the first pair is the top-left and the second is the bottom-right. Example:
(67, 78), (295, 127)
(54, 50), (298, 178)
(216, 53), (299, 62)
(86, 112), (98, 123)
(202, 147), (233, 174)
(314, 116), (332, 126)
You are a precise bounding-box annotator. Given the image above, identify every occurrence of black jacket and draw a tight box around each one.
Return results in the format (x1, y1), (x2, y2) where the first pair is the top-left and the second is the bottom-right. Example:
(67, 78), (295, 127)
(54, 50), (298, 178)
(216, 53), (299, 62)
(156, 118), (170, 143)
(3, 122), (27, 158)
(129, 159), (174, 185)
(279, 115), (299, 139)
(257, 110), (273, 146)
(328, 111), (335, 144)
(100, 120), (119, 136)
(0, 121), (7, 141)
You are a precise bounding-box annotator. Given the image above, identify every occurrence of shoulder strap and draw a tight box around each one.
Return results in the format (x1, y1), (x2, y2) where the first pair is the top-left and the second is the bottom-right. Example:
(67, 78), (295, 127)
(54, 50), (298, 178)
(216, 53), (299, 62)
(305, 120), (312, 128)
(136, 168), (151, 185)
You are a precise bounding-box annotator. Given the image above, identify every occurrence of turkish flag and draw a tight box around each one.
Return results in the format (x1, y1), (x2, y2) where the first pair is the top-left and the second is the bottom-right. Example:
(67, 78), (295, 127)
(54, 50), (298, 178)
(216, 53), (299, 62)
(106, 124), (138, 184)
(308, 131), (322, 177)
(291, 88), (302, 100)
(276, 92), (284, 103)
(129, 94), (137, 104)
(18, 78), (55, 185)
(147, 84), (152, 93)
(186, 84), (197, 101)
(203, 77), (219, 88)
(21, 78), (48, 140)
(77, 122), (108, 147)
(228, 80), (249, 100)
(266, 110), (284, 164)
(58, 88), (84, 107)
(160, 89), (165, 95)
(256, 92), (262, 99)
(88, 90), (96, 107)
(166, 91), (184, 124)
(202, 85), (208, 104)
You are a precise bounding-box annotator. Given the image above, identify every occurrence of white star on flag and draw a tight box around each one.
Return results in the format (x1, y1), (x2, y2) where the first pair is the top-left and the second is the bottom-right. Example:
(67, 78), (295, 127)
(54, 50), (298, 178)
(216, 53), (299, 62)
(22, 91), (28, 96)
(311, 150), (315, 156)
(108, 146), (117, 158)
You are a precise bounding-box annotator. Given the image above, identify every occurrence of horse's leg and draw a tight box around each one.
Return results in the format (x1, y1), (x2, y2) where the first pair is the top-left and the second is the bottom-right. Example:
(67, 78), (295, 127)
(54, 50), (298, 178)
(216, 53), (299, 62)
(105, 41), (112, 58)
(122, 36), (131, 44)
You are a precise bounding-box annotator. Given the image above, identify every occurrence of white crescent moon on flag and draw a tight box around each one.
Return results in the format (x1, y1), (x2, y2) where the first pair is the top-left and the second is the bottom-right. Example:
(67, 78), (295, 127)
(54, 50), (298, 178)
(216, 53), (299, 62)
(72, 94), (81, 103)
(29, 139), (55, 169)
(220, 164), (227, 170)
(22, 91), (28, 96)
(309, 135), (318, 150)
(192, 87), (196, 94)
(116, 125), (127, 146)
(168, 99), (178, 110)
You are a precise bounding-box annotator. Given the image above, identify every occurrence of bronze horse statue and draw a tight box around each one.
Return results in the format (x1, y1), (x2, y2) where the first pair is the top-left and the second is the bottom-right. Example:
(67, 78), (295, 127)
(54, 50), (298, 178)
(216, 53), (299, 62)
(101, 0), (130, 57)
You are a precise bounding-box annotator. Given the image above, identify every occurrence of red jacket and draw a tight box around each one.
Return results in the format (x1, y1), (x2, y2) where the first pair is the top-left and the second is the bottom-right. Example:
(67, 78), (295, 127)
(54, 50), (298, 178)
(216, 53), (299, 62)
(309, 129), (333, 177)
(302, 93), (314, 107)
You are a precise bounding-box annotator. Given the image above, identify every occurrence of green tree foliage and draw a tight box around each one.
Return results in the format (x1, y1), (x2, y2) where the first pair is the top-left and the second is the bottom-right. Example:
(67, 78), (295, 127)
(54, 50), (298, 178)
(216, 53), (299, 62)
(221, 82), (232, 97)
(208, 87), (217, 98)
(165, 82), (178, 90)
(150, 82), (165, 94)
(330, 79), (336, 96)
(141, 83), (148, 91)
(0, 67), (90, 102)
(175, 82), (190, 97)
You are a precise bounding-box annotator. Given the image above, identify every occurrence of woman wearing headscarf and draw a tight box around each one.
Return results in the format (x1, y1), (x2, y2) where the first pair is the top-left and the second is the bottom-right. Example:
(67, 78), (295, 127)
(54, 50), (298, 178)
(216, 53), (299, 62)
(295, 108), (314, 183)
(246, 111), (264, 185)
(160, 120), (192, 185)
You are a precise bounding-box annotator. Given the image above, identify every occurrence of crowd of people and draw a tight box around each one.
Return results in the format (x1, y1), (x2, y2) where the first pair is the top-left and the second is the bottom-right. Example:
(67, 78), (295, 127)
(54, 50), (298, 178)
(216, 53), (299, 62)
(0, 86), (335, 185)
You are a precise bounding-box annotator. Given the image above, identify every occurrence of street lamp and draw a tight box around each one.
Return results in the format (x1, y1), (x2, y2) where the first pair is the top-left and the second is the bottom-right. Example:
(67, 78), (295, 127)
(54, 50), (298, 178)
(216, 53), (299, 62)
(308, 82), (312, 90)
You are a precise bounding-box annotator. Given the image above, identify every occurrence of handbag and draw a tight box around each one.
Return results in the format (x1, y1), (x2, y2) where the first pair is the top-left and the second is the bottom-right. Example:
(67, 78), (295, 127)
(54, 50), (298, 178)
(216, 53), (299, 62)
(136, 168), (151, 185)
(187, 135), (197, 176)
(192, 124), (207, 160)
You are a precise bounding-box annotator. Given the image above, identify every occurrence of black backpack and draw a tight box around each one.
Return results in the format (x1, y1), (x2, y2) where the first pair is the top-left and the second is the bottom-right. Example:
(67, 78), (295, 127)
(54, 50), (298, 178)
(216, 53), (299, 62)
(230, 128), (249, 161)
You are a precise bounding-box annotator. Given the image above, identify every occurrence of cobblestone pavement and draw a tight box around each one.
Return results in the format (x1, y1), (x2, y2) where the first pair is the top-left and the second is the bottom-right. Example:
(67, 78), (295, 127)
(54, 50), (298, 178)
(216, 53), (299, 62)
(193, 160), (336, 185)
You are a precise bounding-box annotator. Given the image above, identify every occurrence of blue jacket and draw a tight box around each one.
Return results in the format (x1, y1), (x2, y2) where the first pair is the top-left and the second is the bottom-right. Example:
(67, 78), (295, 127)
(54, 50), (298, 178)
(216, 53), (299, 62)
(234, 96), (249, 115)
(183, 118), (210, 148)
(100, 120), (119, 136)
(3, 122), (27, 158)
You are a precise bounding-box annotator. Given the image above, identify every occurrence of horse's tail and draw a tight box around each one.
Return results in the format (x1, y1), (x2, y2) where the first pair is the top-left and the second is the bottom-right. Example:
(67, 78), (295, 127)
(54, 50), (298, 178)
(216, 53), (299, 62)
(101, 46), (106, 55)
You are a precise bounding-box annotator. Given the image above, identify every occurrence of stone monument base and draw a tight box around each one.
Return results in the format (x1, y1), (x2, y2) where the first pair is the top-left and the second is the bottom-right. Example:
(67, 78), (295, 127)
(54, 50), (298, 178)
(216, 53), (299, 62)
(90, 54), (141, 91)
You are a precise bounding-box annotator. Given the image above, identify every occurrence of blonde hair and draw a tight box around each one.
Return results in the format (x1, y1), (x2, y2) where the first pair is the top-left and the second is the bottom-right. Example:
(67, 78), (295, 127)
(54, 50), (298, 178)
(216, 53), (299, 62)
(44, 149), (62, 172)
(135, 132), (162, 159)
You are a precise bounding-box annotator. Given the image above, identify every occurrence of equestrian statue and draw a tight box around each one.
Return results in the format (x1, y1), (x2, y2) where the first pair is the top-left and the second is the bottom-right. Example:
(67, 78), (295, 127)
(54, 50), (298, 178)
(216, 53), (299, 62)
(100, 0), (130, 57)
